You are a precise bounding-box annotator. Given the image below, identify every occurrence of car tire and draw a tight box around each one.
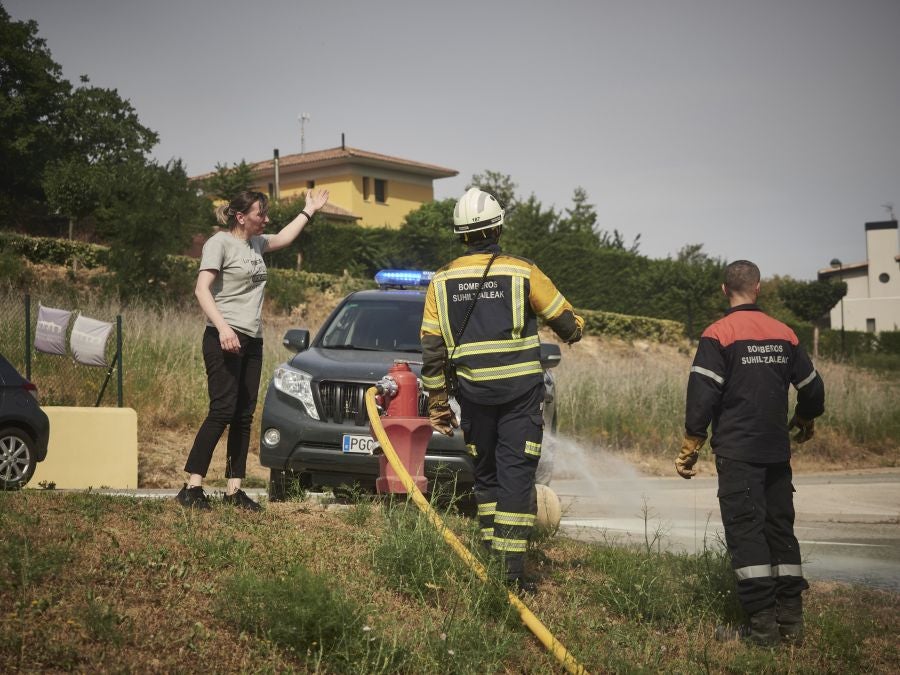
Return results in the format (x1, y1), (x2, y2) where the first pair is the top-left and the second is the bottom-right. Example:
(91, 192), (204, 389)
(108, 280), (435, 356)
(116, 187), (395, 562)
(0, 426), (37, 491)
(268, 469), (312, 502)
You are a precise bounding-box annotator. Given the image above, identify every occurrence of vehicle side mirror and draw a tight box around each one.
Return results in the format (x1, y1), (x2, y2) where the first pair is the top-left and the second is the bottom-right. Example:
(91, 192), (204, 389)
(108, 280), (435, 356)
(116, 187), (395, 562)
(283, 329), (310, 353)
(539, 342), (561, 369)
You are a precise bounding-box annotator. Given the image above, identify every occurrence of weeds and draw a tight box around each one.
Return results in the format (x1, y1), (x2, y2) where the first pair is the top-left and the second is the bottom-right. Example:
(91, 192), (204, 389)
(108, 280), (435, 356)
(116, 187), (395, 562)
(221, 564), (407, 673)
(0, 492), (897, 673)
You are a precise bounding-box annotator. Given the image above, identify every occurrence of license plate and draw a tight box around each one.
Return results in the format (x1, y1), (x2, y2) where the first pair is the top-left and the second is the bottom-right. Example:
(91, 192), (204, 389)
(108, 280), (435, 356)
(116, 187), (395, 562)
(342, 434), (378, 455)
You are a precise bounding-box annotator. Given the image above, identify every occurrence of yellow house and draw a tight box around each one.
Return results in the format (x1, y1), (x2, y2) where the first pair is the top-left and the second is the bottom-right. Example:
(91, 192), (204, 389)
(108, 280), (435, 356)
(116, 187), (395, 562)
(206, 144), (458, 229)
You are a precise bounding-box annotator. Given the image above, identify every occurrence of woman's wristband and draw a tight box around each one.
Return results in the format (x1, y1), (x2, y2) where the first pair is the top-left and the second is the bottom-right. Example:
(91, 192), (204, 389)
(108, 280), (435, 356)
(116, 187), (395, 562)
(300, 210), (312, 221)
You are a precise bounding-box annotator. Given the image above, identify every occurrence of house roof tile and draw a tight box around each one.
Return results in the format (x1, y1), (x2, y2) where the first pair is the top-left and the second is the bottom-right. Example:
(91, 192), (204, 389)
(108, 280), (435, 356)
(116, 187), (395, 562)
(192, 146), (457, 182)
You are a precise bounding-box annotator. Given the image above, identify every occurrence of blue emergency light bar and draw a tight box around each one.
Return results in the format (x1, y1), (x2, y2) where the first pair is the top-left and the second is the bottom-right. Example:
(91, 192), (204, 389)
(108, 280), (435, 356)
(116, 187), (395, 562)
(374, 269), (434, 288)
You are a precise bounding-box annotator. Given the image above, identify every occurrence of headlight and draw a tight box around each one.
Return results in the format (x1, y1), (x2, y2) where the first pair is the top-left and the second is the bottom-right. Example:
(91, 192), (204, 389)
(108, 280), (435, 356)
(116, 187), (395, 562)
(273, 365), (320, 420)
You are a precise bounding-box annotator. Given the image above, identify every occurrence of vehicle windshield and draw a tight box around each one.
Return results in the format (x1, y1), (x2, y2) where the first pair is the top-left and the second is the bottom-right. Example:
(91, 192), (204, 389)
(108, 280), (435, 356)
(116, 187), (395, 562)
(319, 299), (424, 352)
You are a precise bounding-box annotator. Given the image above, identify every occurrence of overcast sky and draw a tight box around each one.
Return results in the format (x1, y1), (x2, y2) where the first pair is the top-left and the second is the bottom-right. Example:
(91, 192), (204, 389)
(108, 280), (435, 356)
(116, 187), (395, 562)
(8, 0), (900, 280)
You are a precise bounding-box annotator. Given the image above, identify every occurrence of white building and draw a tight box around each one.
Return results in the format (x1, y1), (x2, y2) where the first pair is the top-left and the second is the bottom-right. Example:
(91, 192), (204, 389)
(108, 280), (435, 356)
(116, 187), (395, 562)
(818, 220), (900, 333)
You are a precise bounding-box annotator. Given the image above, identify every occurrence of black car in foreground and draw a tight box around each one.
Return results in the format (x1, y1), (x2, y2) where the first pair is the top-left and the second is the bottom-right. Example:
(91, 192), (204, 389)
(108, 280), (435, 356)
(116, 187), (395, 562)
(0, 354), (50, 490)
(259, 271), (561, 501)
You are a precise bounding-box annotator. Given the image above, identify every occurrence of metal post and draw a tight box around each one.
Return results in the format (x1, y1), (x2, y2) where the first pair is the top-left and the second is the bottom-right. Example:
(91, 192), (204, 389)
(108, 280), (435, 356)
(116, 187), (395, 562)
(830, 258), (846, 358)
(24, 293), (31, 379)
(116, 315), (123, 407)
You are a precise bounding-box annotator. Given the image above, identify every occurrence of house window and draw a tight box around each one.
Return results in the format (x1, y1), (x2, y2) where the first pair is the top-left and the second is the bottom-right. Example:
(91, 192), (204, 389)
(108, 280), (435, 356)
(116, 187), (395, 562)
(307, 180), (315, 189)
(866, 318), (876, 333)
(362, 177), (370, 201)
(374, 178), (387, 203)
(879, 272), (890, 283)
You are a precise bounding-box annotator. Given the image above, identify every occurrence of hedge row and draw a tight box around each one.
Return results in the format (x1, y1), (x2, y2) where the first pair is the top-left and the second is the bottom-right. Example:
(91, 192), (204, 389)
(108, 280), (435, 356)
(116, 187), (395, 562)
(790, 322), (900, 357)
(0, 232), (109, 269)
(579, 308), (685, 344)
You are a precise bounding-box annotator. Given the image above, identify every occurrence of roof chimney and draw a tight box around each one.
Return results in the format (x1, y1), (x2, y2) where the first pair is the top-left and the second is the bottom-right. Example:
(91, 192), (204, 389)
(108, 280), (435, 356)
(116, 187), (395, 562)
(273, 148), (280, 201)
(341, 133), (345, 150)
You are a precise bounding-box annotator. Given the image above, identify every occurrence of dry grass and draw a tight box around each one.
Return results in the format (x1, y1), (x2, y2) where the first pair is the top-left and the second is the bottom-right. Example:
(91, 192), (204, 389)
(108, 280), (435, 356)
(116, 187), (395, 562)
(1, 492), (897, 673)
(552, 332), (900, 475)
(2, 273), (897, 489)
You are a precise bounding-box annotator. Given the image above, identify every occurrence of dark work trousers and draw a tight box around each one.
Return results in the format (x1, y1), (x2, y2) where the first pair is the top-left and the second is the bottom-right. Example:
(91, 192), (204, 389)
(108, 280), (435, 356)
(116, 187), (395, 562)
(459, 382), (544, 581)
(715, 455), (809, 615)
(184, 326), (263, 479)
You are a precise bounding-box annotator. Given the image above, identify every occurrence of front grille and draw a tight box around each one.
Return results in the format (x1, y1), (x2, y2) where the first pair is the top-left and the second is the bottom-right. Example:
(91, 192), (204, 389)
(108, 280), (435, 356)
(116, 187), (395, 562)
(318, 380), (429, 426)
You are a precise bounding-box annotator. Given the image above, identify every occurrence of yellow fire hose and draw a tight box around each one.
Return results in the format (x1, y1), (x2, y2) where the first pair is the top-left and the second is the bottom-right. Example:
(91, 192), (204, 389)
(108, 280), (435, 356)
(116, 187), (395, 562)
(365, 387), (588, 675)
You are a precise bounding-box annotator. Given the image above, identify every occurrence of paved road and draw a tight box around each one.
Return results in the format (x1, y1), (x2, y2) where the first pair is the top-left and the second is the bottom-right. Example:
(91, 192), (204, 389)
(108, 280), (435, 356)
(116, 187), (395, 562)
(554, 469), (900, 592)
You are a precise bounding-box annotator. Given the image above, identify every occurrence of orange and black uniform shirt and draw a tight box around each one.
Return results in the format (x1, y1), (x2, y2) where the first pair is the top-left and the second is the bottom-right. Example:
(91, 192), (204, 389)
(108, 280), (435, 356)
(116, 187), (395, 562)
(686, 304), (825, 463)
(420, 243), (584, 405)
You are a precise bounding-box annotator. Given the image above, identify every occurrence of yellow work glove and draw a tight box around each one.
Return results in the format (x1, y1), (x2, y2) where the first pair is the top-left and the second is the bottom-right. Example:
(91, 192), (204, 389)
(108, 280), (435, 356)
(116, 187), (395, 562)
(675, 435), (705, 479)
(428, 389), (459, 437)
(789, 414), (815, 443)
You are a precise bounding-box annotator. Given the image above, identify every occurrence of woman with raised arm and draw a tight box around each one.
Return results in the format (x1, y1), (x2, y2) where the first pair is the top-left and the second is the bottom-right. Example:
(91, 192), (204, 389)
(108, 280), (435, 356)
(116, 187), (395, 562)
(176, 189), (329, 511)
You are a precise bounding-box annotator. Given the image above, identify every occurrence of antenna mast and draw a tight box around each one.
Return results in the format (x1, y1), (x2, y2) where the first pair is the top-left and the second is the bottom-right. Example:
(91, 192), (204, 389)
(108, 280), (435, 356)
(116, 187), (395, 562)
(298, 113), (311, 153)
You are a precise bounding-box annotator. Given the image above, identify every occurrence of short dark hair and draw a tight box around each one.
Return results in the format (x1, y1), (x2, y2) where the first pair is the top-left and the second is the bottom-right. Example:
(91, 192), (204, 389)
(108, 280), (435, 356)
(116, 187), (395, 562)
(460, 225), (502, 246)
(724, 260), (761, 295)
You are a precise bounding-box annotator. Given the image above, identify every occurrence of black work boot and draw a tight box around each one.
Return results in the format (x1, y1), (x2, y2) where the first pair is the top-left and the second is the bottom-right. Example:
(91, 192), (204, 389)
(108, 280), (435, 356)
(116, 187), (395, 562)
(715, 606), (780, 647)
(223, 488), (262, 512)
(776, 596), (804, 644)
(176, 484), (211, 510)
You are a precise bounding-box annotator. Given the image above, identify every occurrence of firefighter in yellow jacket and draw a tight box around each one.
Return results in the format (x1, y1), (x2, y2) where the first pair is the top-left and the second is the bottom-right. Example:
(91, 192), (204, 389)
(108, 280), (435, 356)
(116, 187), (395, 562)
(420, 188), (584, 591)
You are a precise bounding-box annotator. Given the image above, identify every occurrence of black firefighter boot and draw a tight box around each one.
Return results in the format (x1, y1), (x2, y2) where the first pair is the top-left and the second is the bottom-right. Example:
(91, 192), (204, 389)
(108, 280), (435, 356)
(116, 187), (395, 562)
(715, 606), (780, 647)
(776, 595), (804, 644)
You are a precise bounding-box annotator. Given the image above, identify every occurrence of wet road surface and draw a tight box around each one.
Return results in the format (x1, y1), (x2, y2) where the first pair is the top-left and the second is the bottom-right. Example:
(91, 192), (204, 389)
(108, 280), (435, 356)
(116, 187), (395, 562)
(555, 469), (900, 592)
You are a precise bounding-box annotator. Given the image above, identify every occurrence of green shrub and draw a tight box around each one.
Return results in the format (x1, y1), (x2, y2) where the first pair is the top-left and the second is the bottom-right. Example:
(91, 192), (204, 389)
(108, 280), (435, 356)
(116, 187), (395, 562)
(579, 308), (685, 344)
(0, 232), (108, 268)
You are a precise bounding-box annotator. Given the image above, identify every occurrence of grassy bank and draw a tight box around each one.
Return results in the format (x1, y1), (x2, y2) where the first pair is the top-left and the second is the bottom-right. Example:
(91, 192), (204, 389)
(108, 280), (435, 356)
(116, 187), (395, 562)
(555, 337), (900, 473)
(1, 491), (897, 673)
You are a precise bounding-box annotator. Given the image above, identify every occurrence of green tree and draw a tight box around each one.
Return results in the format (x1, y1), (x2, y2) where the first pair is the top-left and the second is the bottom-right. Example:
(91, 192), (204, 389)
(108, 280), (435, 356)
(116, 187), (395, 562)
(502, 195), (558, 261)
(663, 244), (726, 338)
(467, 170), (519, 214)
(558, 186), (597, 236)
(395, 199), (460, 269)
(202, 160), (255, 201)
(94, 159), (204, 301)
(778, 278), (847, 357)
(0, 6), (69, 216)
(41, 77), (165, 245)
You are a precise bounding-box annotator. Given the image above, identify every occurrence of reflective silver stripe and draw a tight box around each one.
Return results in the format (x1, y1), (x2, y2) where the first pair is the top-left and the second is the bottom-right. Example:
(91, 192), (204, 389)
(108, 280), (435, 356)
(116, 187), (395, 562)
(524, 441), (541, 457)
(456, 361), (543, 381)
(734, 564), (772, 580)
(773, 564), (804, 578)
(491, 536), (528, 553)
(511, 276), (525, 339)
(691, 365), (725, 385)
(539, 292), (565, 320)
(421, 373), (444, 389)
(480, 527), (494, 541)
(434, 281), (454, 348)
(453, 335), (539, 358)
(494, 511), (536, 527)
(477, 502), (497, 516)
(421, 318), (440, 333)
(436, 264), (530, 280)
(796, 369), (818, 390)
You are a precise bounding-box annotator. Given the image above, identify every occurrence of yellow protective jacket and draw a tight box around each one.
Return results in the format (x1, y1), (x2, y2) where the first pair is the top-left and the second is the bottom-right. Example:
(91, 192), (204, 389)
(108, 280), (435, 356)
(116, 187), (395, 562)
(420, 243), (584, 404)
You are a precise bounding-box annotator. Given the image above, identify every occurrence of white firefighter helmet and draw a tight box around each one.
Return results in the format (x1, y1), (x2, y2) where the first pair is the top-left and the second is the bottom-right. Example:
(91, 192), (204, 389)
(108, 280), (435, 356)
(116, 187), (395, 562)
(453, 188), (505, 235)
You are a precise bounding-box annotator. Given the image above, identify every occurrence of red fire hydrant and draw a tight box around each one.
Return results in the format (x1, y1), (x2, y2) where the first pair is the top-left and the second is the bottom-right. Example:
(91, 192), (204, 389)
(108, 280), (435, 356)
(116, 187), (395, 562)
(371, 361), (431, 494)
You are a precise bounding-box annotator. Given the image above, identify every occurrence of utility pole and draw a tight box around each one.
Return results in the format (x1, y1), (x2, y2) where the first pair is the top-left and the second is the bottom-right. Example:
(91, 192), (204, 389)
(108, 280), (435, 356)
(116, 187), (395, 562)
(298, 113), (310, 153)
